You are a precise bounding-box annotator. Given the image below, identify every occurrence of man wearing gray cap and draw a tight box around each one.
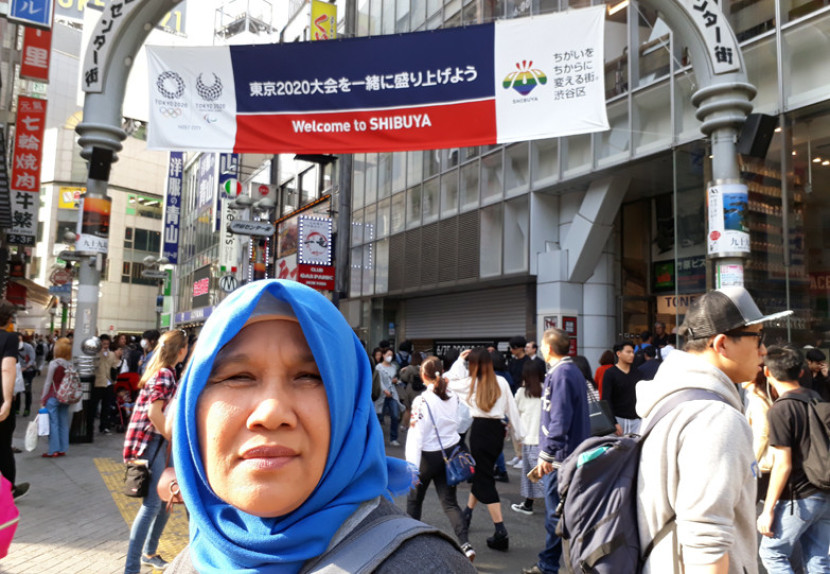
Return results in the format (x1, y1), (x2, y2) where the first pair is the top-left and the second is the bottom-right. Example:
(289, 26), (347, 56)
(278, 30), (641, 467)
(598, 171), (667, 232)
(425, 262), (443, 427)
(636, 286), (791, 574)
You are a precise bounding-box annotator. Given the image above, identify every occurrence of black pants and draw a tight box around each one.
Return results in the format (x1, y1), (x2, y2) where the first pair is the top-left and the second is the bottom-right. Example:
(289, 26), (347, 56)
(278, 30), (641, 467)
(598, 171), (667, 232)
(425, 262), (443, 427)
(13, 369), (35, 414)
(469, 417), (505, 505)
(0, 411), (16, 485)
(90, 386), (115, 431)
(407, 449), (468, 544)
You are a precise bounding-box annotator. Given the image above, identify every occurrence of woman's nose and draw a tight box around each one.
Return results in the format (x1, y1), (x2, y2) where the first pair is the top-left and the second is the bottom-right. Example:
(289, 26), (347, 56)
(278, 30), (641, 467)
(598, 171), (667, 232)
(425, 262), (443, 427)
(247, 392), (298, 430)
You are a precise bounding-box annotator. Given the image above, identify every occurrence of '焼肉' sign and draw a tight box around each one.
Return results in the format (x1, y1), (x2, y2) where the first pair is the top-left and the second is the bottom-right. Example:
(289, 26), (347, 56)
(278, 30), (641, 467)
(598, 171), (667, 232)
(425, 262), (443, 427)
(146, 7), (608, 154)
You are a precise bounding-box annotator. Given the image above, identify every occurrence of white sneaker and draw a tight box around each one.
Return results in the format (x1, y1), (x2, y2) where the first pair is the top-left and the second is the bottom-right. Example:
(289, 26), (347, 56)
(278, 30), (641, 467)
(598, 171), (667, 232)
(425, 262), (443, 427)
(507, 456), (520, 466)
(511, 502), (533, 516)
(512, 459), (524, 469)
(390, 440), (401, 447)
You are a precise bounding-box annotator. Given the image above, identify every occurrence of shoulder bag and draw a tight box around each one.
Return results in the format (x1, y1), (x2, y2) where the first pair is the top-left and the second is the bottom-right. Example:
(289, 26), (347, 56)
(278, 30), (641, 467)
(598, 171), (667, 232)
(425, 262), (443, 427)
(157, 444), (184, 511)
(423, 398), (476, 486)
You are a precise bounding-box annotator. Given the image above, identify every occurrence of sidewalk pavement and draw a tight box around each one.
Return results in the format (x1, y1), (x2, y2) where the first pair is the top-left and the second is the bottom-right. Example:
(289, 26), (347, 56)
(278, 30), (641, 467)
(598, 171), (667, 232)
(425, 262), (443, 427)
(1, 373), (547, 573)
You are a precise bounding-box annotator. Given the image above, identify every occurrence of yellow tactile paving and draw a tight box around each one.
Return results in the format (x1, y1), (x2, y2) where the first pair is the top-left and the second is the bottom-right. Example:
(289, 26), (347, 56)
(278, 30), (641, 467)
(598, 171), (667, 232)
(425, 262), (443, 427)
(95, 457), (190, 563)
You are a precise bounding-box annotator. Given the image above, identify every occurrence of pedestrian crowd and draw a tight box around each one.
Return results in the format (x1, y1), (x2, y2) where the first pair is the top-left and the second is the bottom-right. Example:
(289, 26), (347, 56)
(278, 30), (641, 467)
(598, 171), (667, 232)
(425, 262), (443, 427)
(2, 282), (830, 573)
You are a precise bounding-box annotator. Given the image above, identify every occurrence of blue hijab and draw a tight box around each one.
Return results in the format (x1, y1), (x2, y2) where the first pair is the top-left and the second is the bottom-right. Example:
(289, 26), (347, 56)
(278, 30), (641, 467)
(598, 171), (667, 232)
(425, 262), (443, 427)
(173, 280), (413, 573)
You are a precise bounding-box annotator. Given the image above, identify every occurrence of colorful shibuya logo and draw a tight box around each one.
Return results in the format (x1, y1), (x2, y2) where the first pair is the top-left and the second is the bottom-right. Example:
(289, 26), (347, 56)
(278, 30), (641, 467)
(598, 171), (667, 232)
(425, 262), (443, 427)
(503, 60), (547, 96)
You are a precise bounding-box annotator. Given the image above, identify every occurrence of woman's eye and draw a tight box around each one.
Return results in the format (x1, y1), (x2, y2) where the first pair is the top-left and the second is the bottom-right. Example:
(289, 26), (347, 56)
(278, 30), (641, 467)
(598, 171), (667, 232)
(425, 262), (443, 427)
(213, 373), (255, 385)
(295, 372), (323, 384)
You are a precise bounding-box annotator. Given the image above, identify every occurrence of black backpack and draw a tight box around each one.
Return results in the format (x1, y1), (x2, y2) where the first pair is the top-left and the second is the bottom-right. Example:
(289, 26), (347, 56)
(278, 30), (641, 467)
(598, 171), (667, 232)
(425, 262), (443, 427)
(555, 389), (728, 573)
(780, 393), (830, 490)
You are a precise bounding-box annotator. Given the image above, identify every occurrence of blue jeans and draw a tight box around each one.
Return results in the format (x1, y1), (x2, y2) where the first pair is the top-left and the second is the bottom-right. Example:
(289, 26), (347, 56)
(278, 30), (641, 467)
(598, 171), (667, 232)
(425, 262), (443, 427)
(759, 490), (830, 573)
(124, 434), (170, 574)
(45, 397), (70, 455)
(537, 469), (562, 573)
(380, 397), (400, 442)
(495, 452), (506, 474)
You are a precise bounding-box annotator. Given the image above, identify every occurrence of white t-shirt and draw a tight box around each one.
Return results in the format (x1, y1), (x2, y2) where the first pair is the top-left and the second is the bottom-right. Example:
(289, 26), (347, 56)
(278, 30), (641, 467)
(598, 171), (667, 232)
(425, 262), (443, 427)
(405, 389), (461, 468)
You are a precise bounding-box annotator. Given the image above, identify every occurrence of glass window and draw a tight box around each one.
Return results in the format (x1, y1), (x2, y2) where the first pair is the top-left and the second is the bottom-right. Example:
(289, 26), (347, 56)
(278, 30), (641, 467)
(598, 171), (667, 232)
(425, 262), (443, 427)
(783, 15), (830, 111)
(378, 152), (393, 199)
(442, 148), (460, 170)
(423, 176), (439, 223)
(364, 204), (377, 244)
(411, 0), (426, 29)
(441, 170), (459, 218)
(460, 161), (479, 211)
(636, 8), (670, 89)
(481, 149), (504, 203)
(532, 138), (558, 187)
(480, 203), (503, 277)
(391, 191), (406, 234)
(375, 238), (389, 293)
(362, 244), (375, 295)
(597, 98), (630, 167)
(407, 149), (423, 187)
(563, 134), (592, 178)
(365, 153), (378, 205)
(349, 247), (363, 297)
(505, 142), (529, 196)
(357, 0), (370, 36)
(483, 0), (504, 21)
(377, 197), (391, 239)
(463, 0), (479, 24)
(352, 209), (365, 246)
(382, 0), (396, 33)
(427, 0), (441, 17)
(424, 149), (440, 179)
(353, 153), (366, 209)
(391, 152), (407, 193)
(406, 185), (422, 229)
(396, 0), (410, 32)
(504, 196), (529, 274)
(633, 82), (671, 156)
(605, 5), (628, 98)
(729, 0), (774, 40)
(370, 0), (382, 34)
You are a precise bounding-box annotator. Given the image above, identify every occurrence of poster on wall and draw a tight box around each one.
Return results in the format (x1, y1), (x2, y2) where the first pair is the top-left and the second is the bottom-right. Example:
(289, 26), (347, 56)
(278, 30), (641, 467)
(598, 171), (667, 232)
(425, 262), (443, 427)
(146, 8), (608, 154)
(707, 182), (750, 257)
(76, 195), (111, 253)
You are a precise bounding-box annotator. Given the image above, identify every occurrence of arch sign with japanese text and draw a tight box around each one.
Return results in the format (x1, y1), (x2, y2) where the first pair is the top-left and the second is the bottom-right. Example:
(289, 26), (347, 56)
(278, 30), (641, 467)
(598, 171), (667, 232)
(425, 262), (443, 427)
(146, 7), (608, 154)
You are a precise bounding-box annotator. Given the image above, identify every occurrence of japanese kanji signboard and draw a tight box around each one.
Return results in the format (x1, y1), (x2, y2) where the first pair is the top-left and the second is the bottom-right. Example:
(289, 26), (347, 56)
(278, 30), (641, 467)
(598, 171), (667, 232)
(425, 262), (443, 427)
(20, 28), (52, 82)
(146, 7), (608, 154)
(9, 96), (47, 247)
(680, 0), (741, 75)
(310, 0), (337, 41)
(162, 151), (183, 264)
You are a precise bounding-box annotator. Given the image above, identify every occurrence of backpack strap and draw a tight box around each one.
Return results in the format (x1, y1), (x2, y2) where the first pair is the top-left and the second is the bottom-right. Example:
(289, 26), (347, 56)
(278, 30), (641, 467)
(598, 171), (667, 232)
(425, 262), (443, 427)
(639, 388), (731, 563)
(301, 514), (454, 574)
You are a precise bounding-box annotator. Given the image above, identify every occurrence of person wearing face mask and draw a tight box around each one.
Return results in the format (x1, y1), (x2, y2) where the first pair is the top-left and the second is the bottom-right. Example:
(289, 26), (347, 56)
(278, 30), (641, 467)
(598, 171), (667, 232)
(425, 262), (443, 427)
(375, 349), (402, 447)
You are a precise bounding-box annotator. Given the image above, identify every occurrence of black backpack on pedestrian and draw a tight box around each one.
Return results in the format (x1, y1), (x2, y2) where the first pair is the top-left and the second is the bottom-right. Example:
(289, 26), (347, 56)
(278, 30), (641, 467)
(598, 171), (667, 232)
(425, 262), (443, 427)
(779, 393), (830, 490)
(555, 389), (728, 573)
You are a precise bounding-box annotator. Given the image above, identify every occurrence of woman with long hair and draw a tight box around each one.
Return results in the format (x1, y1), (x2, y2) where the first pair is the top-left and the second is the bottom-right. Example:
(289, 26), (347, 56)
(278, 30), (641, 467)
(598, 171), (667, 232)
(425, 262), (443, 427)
(122, 329), (189, 574)
(511, 359), (546, 515)
(743, 370), (775, 502)
(405, 356), (475, 561)
(39, 337), (75, 457)
(446, 347), (524, 552)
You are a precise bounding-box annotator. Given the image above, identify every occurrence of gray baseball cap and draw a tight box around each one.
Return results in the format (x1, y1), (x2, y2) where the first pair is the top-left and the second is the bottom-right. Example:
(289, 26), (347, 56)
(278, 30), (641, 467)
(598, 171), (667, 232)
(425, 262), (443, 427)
(680, 286), (793, 340)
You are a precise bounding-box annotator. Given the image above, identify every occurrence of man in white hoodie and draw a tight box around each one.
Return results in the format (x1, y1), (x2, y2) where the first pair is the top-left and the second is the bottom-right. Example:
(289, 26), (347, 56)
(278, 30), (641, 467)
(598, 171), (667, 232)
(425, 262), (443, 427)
(636, 286), (791, 574)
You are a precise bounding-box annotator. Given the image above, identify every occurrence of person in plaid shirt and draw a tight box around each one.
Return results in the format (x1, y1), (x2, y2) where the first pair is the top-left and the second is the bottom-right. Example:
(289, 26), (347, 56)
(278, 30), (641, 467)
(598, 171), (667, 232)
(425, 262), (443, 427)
(122, 329), (188, 574)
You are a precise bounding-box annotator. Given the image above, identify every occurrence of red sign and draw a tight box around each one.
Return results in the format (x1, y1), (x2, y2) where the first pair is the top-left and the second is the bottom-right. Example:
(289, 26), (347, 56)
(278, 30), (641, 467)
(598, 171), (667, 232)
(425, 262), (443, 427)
(11, 96), (47, 193)
(298, 264), (335, 291)
(562, 316), (577, 336)
(50, 268), (72, 286)
(193, 277), (210, 298)
(20, 28), (51, 82)
(6, 282), (25, 307)
(810, 272), (830, 294)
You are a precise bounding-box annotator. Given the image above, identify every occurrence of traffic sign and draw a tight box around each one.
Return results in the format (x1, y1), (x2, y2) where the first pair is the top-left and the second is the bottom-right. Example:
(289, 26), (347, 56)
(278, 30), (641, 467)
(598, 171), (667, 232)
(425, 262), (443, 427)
(220, 274), (239, 293)
(141, 269), (167, 279)
(50, 268), (73, 286)
(48, 284), (71, 295)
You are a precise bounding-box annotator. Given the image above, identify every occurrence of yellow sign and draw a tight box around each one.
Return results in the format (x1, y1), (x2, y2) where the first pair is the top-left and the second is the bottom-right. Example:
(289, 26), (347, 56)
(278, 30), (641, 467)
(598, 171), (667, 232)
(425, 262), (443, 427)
(58, 186), (86, 210)
(656, 293), (704, 315)
(311, 0), (337, 41)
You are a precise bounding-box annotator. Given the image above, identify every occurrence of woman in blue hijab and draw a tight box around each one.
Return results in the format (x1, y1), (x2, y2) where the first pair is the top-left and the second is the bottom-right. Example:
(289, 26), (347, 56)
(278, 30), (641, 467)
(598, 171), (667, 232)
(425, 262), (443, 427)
(166, 280), (474, 573)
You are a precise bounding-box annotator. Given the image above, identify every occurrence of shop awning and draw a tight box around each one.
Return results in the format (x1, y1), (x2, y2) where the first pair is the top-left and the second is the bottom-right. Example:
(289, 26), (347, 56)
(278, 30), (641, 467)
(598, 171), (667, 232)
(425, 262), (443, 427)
(10, 278), (57, 309)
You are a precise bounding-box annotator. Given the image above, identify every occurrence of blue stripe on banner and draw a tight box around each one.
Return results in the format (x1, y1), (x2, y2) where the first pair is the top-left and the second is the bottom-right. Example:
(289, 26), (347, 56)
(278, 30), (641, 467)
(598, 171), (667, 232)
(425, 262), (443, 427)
(230, 23), (495, 113)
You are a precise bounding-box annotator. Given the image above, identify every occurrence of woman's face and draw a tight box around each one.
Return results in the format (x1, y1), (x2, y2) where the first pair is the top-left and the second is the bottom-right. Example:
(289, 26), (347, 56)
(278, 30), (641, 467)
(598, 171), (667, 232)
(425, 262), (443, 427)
(373, 350), (382, 363)
(383, 350), (394, 363)
(197, 319), (331, 518)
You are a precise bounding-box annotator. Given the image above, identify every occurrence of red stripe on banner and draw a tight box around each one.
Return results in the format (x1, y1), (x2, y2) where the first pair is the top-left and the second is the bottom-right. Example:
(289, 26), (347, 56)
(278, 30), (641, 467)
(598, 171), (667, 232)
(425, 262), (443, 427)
(234, 100), (497, 154)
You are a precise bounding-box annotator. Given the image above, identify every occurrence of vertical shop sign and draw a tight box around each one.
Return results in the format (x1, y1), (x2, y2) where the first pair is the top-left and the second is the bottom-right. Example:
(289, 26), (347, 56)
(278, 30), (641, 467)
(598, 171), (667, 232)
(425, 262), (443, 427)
(9, 0), (54, 29)
(20, 28), (52, 82)
(196, 153), (216, 209)
(10, 96), (47, 246)
(218, 153), (241, 273)
(76, 195), (111, 253)
(297, 215), (334, 290)
(162, 151), (183, 264)
(311, 0), (337, 41)
(707, 182), (750, 257)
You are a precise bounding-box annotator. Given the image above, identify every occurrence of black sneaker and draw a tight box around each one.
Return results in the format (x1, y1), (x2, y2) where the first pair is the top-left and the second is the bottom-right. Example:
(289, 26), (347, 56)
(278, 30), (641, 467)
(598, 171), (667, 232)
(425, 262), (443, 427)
(141, 554), (169, 570)
(12, 482), (30, 500)
(486, 530), (509, 551)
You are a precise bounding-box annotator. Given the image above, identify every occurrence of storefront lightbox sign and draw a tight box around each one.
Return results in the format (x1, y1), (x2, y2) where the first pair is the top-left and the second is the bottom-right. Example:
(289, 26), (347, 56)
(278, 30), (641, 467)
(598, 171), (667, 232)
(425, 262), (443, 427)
(192, 265), (211, 309)
(298, 216), (332, 265)
(76, 195), (111, 253)
(707, 182), (750, 257)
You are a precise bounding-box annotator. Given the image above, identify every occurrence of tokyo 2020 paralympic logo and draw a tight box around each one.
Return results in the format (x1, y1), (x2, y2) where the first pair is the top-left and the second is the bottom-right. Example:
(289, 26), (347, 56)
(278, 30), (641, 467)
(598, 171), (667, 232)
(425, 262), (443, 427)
(196, 73), (223, 102)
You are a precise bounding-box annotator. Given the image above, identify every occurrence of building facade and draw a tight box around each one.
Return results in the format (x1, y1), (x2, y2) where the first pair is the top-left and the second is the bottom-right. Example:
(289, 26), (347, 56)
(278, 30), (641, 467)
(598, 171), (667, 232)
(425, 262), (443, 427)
(341, 0), (830, 363)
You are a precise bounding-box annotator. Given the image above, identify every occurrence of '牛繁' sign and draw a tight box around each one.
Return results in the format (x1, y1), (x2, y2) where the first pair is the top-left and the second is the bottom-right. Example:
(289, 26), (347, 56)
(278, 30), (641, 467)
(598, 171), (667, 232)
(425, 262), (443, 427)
(146, 7), (608, 154)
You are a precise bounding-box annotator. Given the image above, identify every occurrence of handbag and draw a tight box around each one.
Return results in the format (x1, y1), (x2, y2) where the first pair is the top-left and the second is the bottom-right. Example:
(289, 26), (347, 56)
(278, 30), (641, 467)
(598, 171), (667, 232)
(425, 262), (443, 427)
(423, 399), (476, 487)
(36, 408), (49, 436)
(24, 419), (38, 452)
(587, 382), (617, 437)
(156, 445), (183, 511)
(123, 461), (151, 498)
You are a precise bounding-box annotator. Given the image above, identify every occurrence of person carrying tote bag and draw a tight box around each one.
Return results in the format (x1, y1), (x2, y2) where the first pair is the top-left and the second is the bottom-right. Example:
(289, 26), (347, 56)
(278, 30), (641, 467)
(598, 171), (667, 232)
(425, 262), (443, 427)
(38, 338), (74, 458)
(405, 356), (476, 562)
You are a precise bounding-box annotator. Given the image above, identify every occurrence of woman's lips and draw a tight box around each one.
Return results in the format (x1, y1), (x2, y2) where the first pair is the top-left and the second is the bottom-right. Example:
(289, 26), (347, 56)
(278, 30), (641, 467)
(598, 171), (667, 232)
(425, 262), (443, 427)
(240, 445), (298, 471)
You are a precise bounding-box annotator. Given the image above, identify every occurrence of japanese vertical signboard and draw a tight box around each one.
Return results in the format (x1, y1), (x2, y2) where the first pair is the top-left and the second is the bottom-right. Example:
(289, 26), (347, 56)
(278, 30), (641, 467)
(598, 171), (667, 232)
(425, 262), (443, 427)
(297, 216), (334, 291)
(196, 153), (216, 209)
(146, 8), (608, 154)
(76, 195), (111, 253)
(20, 28), (52, 82)
(162, 151), (183, 264)
(707, 182), (750, 257)
(9, 0), (54, 29)
(311, 0), (337, 41)
(218, 153), (241, 273)
(679, 0), (741, 75)
(10, 96), (47, 246)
